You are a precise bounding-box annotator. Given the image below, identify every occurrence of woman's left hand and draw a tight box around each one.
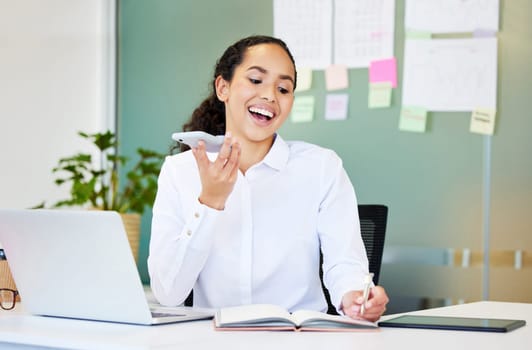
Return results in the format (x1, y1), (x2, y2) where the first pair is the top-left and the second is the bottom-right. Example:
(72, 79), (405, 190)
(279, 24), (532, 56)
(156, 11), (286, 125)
(340, 286), (389, 322)
(191, 132), (241, 210)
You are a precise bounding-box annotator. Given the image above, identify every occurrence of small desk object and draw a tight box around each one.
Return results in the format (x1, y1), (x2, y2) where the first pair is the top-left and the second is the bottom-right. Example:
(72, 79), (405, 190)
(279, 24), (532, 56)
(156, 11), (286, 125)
(1, 301), (530, 350)
(379, 314), (525, 332)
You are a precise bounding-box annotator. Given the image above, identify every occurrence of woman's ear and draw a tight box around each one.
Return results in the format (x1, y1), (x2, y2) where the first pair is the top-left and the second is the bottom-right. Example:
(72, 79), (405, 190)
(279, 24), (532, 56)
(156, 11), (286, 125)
(215, 76), (229, 102)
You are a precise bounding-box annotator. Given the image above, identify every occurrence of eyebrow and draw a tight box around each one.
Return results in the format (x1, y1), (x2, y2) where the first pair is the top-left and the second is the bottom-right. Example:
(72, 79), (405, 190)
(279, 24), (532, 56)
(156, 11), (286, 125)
(246, 65), (295, 86)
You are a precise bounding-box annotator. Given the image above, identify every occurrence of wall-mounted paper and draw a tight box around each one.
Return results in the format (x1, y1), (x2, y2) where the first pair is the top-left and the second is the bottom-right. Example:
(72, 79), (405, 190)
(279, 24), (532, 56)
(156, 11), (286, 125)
(274, 0), (332, 69)
(369, 57), (397, 87)
(296, 68), (313, 92)
(334, 0), (395, 68)
(325, 64), (349, 91)
(325, 93), (349, 120)
(405, 0), (499, 33)
(470, 108), (496, 135)
(402, 37), (498, 111)
(273, 0), (395, 69)
(369, 82), (392, 108)
(399, 106), (427, 132)
(291, 96), (315, 123)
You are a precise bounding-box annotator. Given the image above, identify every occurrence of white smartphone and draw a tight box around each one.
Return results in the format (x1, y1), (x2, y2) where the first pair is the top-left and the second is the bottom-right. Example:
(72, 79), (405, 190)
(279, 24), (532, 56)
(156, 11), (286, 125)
(172, 131), (225, 152)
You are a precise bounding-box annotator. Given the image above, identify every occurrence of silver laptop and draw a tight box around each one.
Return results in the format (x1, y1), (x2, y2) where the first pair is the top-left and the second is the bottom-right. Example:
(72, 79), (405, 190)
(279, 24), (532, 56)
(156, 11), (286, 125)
(0, 209), (212, 325)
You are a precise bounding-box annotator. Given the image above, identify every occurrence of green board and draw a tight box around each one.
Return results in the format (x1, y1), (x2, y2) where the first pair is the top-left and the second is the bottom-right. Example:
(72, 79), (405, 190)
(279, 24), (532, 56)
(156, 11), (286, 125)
(118, 0), (532, 308)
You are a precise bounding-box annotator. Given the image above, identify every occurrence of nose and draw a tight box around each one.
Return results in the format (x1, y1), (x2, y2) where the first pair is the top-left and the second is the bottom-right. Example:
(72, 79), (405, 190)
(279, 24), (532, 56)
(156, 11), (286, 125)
(260, 84), (276, 102)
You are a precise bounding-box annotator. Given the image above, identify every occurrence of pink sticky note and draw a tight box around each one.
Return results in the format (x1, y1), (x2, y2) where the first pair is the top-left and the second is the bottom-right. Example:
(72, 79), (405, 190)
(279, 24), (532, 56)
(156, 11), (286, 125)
(369, 58), (397, 88)
(325, 64), (349, 91)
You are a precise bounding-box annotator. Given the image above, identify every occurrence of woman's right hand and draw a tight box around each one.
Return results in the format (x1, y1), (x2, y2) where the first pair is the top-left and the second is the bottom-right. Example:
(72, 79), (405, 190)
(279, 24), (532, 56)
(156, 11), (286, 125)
(191, 132), (241, 210)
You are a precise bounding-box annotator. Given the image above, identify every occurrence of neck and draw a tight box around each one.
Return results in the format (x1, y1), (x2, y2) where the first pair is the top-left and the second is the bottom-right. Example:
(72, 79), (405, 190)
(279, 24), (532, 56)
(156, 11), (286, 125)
(237, 136), (275, 174)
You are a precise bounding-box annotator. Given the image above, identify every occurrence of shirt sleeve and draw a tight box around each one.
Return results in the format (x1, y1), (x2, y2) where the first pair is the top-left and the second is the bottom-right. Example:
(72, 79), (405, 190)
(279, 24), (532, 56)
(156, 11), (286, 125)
(316, 151), (370, 312)
(147, 156), (221, 306)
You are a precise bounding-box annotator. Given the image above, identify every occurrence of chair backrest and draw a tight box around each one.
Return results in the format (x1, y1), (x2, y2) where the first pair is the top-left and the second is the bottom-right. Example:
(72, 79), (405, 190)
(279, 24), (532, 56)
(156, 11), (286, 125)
(320, 204), (388, 314)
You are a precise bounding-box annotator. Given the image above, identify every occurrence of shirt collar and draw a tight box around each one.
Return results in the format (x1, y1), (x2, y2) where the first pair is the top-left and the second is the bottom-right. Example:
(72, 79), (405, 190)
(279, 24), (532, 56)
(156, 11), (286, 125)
(261, 134), (289, 171)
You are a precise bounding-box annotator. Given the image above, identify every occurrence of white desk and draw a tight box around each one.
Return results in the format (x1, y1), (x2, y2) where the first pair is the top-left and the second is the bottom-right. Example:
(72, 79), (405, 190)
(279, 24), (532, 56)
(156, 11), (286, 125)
(0, 301), (529, 350)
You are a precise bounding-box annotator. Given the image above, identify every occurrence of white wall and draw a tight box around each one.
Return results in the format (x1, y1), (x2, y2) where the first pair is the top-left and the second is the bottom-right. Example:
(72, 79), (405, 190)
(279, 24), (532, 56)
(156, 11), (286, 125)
(0, 0), (114, 209)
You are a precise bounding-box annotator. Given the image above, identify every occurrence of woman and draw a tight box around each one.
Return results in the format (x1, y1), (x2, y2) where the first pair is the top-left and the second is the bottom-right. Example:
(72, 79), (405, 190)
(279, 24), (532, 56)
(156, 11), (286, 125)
(148, 35), (388, 321)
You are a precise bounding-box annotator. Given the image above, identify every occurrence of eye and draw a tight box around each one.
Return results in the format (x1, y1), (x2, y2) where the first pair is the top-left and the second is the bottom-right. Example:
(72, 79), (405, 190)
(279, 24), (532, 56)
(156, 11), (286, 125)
(278, 84), (294, 94)
(249, 78), (262, 84)
(278, 87), (290, 94)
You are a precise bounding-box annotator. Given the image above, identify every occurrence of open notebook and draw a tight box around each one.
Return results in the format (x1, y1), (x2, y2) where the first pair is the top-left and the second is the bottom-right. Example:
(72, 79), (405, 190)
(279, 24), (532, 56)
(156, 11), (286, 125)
(0, 209), (212, 325)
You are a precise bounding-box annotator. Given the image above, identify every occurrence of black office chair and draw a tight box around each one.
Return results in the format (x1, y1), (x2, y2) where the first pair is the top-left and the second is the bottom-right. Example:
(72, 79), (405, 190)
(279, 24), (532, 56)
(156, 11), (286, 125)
(320, 204), (388, 315)
(185, 204), (388, 310)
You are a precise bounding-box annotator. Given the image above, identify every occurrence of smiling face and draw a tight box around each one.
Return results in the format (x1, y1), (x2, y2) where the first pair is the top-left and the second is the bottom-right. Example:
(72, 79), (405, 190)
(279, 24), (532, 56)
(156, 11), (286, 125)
(215, 43), (296, 148)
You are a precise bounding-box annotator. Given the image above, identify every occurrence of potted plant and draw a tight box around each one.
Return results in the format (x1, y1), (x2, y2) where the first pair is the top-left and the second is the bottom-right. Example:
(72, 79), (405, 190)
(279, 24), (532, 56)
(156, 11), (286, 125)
(42, 130), (165, 262)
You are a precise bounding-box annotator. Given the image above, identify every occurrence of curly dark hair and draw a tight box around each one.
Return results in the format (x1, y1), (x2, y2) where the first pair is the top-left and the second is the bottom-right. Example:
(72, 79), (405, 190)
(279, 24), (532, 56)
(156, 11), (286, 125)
(178, 35), (297, 152)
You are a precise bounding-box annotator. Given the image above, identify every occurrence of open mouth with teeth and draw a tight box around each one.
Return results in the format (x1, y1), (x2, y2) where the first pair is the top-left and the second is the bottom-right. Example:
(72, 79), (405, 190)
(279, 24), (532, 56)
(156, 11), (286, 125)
(249, 106), (274, 122)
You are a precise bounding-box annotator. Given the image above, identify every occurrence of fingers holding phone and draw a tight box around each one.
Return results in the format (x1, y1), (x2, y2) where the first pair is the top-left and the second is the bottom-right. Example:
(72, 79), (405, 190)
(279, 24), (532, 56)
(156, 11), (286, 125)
(214, 132), (235, 168)
(190, 132), (241, 210)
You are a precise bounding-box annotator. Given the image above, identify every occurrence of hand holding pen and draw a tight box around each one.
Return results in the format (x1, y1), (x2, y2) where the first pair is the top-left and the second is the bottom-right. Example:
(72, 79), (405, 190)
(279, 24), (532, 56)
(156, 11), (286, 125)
(340, 274), (389, 322)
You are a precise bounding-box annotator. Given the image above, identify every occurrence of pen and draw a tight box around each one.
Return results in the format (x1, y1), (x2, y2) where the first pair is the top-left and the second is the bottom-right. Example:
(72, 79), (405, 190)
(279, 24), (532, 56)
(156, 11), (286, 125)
(360, 272), (374, 316)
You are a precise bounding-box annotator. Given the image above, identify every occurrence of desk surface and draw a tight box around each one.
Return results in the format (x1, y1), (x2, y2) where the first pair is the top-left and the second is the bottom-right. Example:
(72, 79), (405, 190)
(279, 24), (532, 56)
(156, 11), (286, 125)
(0, 301), (530, 350)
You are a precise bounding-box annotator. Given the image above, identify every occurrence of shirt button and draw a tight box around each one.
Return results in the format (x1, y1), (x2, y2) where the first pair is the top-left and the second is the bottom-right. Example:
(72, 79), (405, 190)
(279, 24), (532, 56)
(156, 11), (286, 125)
(187, 230), (192, 236)
(194, 212), (200, 218)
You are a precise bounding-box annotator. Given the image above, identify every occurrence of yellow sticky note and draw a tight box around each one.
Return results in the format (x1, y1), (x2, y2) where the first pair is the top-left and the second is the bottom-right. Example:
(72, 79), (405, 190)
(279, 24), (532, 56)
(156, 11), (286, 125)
(399, 106), (427, 133)
(296, 67), (313, 92)
(470, 108), (496, 135)
(368, 82), (392, 108)
(325, 64), (349, 91)
(291, 96), (315, 123)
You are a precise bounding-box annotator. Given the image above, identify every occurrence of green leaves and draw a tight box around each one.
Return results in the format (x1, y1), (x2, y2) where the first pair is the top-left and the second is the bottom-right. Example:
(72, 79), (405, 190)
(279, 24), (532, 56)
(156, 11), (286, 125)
(49, 131), (165, 215)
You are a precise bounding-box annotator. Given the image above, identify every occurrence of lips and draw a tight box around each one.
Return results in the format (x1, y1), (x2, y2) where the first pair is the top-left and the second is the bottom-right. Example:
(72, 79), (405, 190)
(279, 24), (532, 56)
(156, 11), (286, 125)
(248, 106), (275, 122)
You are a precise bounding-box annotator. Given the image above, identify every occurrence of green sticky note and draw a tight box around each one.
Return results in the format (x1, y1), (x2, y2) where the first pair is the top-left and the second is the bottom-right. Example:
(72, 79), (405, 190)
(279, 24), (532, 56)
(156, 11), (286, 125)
(291, 96), (315, 123)
(399, 106), (427, 133)
(405, 30), (432, 39)
(368, 82), (392, 108)
(296, 67), (313, 92)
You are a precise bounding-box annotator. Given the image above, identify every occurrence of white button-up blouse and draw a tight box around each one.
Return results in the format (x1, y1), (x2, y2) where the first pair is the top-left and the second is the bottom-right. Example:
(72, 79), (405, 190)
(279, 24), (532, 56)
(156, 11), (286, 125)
(148, 135), (369, 313)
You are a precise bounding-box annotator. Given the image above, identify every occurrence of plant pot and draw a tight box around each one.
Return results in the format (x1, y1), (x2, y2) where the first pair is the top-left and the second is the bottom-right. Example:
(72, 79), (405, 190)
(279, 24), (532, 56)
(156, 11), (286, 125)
(119, 213), (141, 264)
